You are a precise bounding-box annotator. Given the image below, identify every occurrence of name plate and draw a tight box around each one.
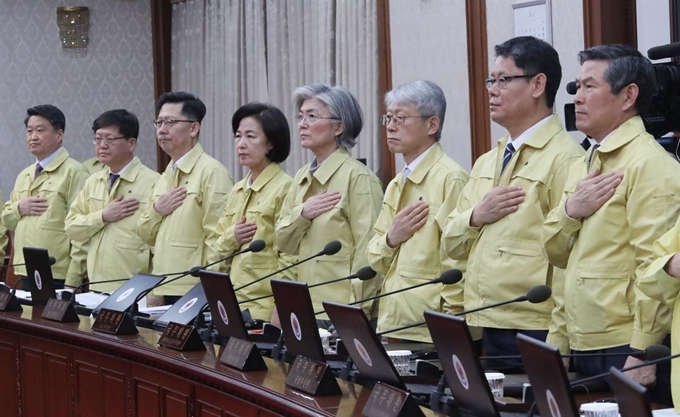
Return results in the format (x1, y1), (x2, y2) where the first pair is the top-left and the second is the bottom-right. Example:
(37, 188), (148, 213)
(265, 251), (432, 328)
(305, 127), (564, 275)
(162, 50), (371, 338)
(158, 322), (205, 351)
(42, 298), (79, 322)
(220, 337), (267, 371)
(0, 292), (22, 312)
(285, 355), (340, 396)
(362, 381), (424, 417)
(92, 308), (138, 335)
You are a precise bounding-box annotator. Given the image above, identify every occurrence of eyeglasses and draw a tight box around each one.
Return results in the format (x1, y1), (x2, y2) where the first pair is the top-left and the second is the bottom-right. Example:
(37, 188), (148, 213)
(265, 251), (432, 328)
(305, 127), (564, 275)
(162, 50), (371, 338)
(381, 114), (427, 126)
(296, 114), (339, 124)
(93, 136), (127, 145)
(152, 119), (196, 128)
(484, 74), (538, 90)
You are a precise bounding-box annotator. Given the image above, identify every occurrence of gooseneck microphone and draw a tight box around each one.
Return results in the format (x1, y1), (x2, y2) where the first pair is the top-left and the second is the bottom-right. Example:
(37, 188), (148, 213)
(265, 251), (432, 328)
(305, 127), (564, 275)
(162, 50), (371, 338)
(239, 266), (376, 304)
(2, 256), (57, 269)
(349, 269), (462, 306)
(233, 240), (342, 292)
(127, 240), (266, 319)
(315, 268), (462, 316)
(377, 285), (552, 336)
(186, 239), (266, 277)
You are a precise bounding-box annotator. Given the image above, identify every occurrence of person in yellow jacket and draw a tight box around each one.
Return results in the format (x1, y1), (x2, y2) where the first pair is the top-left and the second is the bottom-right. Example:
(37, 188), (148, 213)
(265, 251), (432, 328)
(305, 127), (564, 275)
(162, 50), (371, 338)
(542, 45), (680, 403)
(275, 84), (383, 323)
(65, 109), (160, 293)
(208, 103), (294, 321)
(138, 92), (233, 303)
(638, 216), (680, 411)
(442, 37), (583, 366)
(366, 80), (468, 343)
(2, 105), (88, 288)
(82, 156), (106, 176)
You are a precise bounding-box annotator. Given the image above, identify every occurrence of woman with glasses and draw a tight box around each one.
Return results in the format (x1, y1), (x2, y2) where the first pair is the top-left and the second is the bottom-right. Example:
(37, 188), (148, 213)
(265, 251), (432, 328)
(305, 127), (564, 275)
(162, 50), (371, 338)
(275, 84), (384, 326)
(207, 103), (293, 321)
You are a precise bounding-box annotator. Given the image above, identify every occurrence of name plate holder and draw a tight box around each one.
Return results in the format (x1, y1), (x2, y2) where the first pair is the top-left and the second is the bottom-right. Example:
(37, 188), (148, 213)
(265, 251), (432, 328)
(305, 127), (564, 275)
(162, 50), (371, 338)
(362, 381), (424, 417)
(220, 336), (267, 371)
(158, 322), (206, 351)
(0, 292), (22, 312)
(92, 308), (138, 335)
(42, 298), (79, 322)
(285, 355), (341, 396)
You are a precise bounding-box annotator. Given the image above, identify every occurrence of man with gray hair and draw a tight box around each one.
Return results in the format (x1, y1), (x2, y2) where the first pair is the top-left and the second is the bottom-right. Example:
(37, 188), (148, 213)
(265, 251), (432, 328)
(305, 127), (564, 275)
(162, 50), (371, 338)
(367, 80), (468, 343)
(442, 36), (583, 370)
(542, 44), (680, 399)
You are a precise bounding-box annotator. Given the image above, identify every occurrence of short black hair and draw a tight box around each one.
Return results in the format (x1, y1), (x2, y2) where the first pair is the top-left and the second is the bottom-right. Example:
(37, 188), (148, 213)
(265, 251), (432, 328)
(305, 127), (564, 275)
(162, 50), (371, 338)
(494, 36), (562, 108)
(232, 102), (291, 163)
(578, 44), (655, 113)
(92, 109), (140, 139)
(155, 92), (207, 123)
(24, 105), (66, 131)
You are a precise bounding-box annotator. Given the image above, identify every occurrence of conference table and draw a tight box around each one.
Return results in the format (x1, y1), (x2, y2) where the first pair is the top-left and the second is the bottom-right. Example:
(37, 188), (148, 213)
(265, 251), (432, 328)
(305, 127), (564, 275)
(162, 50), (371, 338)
(0, 306), (440, 416)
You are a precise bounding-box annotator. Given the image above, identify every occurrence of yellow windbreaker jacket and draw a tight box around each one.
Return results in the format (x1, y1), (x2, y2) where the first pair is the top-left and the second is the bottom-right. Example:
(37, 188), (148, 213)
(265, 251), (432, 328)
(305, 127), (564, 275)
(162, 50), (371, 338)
(368, 143), (469, 342)
(443, 115), (583, 334)
(65, 157), (160, 292)
(208, 163), (295, 321)
(137, 144), (233, 296)
(2, 148), (88, 281)
(275, 147), (383, 319)
(543, 116), (680, 352)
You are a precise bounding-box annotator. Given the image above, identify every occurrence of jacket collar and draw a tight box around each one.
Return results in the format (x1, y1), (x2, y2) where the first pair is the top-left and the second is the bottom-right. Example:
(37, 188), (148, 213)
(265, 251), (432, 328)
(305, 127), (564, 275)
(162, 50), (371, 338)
(298, 147), (351, 185)
(42, 147), (70, 173)
(403, 142), (445, 185)
(172, 143), (204, 174)
(235, 162), (283, 192)
(498, 114), (563, 151)
(595, 116), (646, 154)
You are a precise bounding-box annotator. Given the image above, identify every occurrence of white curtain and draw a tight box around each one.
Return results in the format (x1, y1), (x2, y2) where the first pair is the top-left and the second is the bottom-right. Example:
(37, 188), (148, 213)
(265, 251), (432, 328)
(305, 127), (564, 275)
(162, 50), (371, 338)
(171, 0), (380, 181)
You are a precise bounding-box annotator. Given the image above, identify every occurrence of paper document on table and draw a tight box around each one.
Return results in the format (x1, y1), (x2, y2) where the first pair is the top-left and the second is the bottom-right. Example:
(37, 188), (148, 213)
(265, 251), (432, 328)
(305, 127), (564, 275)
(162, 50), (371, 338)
(652, 409), (678, 416)
(74, 292), (109, 309)
(138, 305), (172, 319)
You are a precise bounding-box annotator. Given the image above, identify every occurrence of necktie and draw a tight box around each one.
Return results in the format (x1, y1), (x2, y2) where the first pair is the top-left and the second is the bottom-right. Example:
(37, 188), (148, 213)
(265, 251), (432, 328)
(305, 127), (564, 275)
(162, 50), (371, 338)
(501, 142), (516, 173)
(109, 173), (120, 190)
(588, 144), (600, 168)
(34, 163), (43, 179)
(403, 167), (411, 183)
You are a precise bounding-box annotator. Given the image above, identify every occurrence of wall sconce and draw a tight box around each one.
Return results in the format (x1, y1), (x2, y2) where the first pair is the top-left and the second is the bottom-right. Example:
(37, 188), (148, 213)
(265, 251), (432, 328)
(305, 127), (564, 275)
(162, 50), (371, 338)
(56, 6), (89, 50)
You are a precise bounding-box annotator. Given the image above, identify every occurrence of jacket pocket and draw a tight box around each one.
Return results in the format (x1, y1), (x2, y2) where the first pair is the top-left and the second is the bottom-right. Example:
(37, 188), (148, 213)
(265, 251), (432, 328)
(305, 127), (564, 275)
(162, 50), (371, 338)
(573, 267), (632, 334)
(243, 251), (279, 270)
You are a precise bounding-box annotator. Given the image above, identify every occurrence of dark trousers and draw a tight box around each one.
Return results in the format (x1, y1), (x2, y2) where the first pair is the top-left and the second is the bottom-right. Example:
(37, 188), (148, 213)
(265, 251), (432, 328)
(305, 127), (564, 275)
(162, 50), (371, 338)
(573, 334), (672, 406)
(482, 328), (548, 373)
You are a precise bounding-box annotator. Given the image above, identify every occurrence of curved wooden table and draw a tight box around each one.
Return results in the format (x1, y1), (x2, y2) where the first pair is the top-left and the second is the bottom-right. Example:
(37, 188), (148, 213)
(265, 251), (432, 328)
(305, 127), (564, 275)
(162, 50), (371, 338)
(0, 307), (437, 417)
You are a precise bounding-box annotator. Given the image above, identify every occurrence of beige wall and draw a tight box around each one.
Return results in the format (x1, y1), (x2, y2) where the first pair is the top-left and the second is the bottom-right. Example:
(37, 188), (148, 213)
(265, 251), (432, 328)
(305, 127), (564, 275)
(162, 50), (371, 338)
(388, 0), (586, 177)
(0, 0), (156, 198)
(389, 0), (472, 172)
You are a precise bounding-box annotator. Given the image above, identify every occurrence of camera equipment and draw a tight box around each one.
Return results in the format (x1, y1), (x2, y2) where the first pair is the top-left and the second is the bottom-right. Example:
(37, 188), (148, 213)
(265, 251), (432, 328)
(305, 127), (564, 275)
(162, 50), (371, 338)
(564, 41), (680, 152)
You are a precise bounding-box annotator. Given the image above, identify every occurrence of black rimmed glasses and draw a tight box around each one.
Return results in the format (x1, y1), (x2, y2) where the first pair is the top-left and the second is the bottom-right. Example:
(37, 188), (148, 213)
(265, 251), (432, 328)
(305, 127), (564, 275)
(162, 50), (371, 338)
(380, 114), (428, 126)
(484, 74), (538, 90)
(295, 114), (339, 124)
(152, 119), (197, 129)
(93, 136), (127, 145)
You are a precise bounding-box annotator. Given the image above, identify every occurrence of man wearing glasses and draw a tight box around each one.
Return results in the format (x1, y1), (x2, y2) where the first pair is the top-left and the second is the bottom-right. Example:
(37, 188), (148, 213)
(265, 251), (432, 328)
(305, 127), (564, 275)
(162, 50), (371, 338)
(138, 92), (233, 305)
(2, 105), (89, 289)
(367, 80), (469, 343)
(442, 36), (583, 369)
(65, 109), (159, 293)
